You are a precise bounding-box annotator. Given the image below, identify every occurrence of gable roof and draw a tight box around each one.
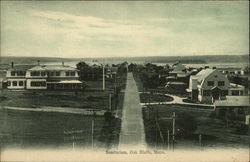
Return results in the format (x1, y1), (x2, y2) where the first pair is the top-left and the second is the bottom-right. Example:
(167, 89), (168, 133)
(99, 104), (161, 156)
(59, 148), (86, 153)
(194, 69), (216, 83)
(172, 63), (186, 72)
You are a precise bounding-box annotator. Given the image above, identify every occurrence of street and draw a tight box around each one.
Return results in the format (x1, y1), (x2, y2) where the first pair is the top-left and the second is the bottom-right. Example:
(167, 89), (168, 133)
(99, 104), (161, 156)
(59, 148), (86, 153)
(119, 73), (146, 149)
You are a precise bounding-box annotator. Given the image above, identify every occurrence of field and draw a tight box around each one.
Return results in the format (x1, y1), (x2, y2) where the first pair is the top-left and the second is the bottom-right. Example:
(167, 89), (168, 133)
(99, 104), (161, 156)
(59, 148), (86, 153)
(139, 93), (173, 103)
(143, 104), (249, 150)
(0, 109), (120, 149)
(0, 90), (111, 110)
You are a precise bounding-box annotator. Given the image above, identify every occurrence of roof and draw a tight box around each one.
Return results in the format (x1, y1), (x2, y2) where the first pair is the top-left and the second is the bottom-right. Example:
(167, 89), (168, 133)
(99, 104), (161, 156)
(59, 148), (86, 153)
(9, 65), (36, 71)
(28, 65), (77, 71)
(194, 69), (216, 83)
(215, 96), (249, 107)
(166, 81), (186, 85)
(229, 83), (244, 88)
(47, 80), (82, 84)
(172, 63), (186, 72)
(217, 67), (242, 70)
(59, 80), (82, 84)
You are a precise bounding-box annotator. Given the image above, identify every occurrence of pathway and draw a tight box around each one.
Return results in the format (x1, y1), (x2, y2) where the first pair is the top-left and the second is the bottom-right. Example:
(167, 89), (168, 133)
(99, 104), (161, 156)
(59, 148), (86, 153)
(0, 106), (106, 115)
(119, 73), (146, 149)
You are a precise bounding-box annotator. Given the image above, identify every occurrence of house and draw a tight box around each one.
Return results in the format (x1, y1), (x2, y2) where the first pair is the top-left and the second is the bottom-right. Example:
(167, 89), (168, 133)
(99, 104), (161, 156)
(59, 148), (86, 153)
(106, 66), (118, 79)
(187, 68), (246, 104)
(214, 96), (249, 121)
(6, 63), (35, 89)
(169, 63), (187, 77)
(166, 62), (192, 87)
(6, 62), (84, 90)
(217, 67), (244, 75)
(187, 69), (230, 103)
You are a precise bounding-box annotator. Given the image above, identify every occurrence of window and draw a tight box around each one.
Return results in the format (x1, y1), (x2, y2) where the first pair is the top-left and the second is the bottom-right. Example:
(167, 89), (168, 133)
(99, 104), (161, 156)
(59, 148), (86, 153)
(207, 81), (214, 86)
(19, 81), (24, 86)
(49, 71), (55, 76)
(231, 90), (239, 96)
(70, 72), (75, 76)
(13, 81), (17, 86)
(31, 81), (46, 87)
(17, 71), (26, 76)
(56, 71), (60, 76)
(41, 71), (46, 76)
(11, 71), (16, 76)
(66, 71), (70, 76)
(31, 71), (40, 76)
(218, 81), (225, 86)
(8, 81), (11, 86)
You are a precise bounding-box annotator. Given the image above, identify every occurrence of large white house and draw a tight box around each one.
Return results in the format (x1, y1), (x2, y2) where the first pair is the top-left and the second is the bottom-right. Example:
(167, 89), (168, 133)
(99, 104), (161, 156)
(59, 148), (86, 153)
(187, 69), (245, 104)
(6, 62), (84, 90)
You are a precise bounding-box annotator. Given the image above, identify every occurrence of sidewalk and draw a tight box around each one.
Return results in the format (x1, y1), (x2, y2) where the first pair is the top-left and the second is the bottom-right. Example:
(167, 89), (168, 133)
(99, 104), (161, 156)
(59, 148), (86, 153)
(0, 106), (106, 116)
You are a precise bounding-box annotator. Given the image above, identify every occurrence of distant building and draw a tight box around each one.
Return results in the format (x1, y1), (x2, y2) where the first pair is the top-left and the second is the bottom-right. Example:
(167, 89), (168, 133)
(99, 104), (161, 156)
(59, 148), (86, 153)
(6, 62), (84, 90)
(214, 96), (249, 121)
(217, 67), (244, 75)
(169, 63), (187, 77)
(186, 69), (223, 103)
(187, 69), (246, 104)
(106, 66), (118, 79)
(166, 62), (193, 88)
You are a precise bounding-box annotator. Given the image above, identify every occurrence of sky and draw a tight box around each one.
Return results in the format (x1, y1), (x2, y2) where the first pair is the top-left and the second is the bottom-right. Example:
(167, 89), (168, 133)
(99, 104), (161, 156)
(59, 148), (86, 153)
(0, 1), (249, 58)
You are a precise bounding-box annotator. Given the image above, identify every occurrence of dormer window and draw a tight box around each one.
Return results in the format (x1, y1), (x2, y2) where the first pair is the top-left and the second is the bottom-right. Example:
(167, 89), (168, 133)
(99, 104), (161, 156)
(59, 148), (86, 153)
(70, 72), (75, 76)
(11, 71), (15, 76)
(207, 81), (214, 86)
(218, 81), (225, 86)
(41, 71), (46, 76)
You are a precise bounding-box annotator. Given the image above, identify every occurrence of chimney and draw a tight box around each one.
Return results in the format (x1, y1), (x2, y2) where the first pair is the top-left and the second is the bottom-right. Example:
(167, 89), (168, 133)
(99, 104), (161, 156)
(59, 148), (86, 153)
(37, 60), (40, 66)
(11, 62), (14, 68)
(62, 61), (64, 66)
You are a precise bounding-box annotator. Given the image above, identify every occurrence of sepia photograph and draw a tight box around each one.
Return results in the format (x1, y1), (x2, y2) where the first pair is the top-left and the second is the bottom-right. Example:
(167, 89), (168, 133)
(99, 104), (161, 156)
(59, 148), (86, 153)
(0, 1), (249, 161)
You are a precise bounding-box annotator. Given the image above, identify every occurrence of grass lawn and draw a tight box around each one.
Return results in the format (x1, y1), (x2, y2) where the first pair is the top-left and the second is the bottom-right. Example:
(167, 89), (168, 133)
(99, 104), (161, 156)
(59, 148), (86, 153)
(0, 109), (120, 149)
(0, 90), (112, 110)
(139, 93), (173, 103)
(143, 104), (249, 150)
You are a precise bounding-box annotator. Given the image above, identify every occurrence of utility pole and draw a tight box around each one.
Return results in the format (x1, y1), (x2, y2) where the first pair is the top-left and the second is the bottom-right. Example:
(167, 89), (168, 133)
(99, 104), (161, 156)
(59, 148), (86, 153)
(155, 108), (158, 149)
(109, 93), (112, 111)
(172, 112), (176, 151)
(114, 73), (116, 93)
(91, 116), (94, 150)
(102, 59), (105, 91)
(167, 130), (170, 151)
(199, 134), (202, 147)
(72, 133), (75, 151)
(86, 109), (100, 150)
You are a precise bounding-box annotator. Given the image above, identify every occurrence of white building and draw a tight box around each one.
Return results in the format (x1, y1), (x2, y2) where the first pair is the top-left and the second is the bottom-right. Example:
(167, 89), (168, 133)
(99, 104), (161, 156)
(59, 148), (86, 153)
(6, 62), (84, 90)
(187, 69), (245, 104)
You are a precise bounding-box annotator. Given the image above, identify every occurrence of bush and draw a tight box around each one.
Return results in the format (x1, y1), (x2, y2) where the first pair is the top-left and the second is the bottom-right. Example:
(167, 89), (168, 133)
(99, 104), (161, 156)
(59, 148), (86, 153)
(235, 124), (249, 135)
(0, 96), (7, 101)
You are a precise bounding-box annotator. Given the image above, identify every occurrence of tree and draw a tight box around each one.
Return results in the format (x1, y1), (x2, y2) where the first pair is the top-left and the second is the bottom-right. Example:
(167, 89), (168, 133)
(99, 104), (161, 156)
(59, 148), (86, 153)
(76, 61), (89, 69)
